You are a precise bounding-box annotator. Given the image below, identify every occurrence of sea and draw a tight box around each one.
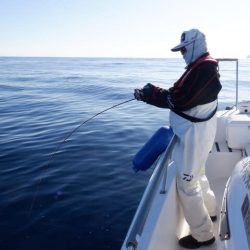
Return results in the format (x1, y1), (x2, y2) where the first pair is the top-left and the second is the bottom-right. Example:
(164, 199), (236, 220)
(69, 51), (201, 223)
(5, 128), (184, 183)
(0, 57), (249, 250)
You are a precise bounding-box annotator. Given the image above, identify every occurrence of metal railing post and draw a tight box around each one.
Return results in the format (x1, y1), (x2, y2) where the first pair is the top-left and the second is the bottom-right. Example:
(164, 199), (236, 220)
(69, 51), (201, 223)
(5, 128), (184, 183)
(160, 159), (170, 194)
(217, 58), (239, 108)
(125, 135), (177, 249)
(236, 59), (239, 108)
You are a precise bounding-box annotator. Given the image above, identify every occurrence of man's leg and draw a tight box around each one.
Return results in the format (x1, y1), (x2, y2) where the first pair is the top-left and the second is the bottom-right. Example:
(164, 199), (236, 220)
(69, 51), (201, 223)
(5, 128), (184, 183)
(177, 175), (214, 242)
(199, 171), (217, 218)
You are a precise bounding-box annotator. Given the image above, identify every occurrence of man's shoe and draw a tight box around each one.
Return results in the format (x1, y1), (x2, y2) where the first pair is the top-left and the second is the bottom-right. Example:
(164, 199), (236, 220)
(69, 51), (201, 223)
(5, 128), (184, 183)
(179, 235), (215, 249)
(210, 215), (217, 222)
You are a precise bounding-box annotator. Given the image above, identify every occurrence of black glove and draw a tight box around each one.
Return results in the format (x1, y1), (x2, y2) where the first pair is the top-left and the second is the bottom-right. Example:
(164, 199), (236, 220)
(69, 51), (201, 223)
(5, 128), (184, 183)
(134, 88), (144, 101)
(134, 83), (154, 101)
(134, 83), (170, 108)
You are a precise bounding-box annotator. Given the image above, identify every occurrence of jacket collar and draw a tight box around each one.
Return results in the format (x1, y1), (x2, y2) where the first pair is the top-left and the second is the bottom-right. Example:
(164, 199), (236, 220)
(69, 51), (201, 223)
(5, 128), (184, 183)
(186, 52), (210, 69)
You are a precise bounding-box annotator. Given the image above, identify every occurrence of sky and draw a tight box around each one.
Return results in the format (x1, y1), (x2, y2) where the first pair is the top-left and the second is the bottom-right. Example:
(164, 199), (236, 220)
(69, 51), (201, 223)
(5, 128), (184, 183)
(0, 0), (250, 58)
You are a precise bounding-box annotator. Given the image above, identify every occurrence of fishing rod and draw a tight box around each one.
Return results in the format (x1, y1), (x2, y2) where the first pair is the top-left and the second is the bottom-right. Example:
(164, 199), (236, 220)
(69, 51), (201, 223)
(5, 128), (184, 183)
(47, 97), (135, 166)
(28, 98), (135, 216)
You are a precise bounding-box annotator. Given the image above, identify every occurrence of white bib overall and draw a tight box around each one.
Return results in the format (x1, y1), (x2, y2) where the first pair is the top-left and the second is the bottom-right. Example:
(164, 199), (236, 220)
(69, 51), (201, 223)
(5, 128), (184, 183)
(170, 100), (217, 241)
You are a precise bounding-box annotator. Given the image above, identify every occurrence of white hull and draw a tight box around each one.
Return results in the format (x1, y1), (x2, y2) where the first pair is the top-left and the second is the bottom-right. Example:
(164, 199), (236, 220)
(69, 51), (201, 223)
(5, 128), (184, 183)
(122, 108), (250, 250)
(122, 59), (250, 250)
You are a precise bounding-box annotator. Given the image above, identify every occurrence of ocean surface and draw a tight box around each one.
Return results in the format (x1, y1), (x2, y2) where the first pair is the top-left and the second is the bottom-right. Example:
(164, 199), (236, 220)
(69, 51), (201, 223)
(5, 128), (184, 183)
(0, 57), (249, 250)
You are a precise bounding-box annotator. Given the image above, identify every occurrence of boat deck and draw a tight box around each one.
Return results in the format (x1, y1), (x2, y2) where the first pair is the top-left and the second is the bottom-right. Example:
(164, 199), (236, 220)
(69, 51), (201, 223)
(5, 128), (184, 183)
(178, 176), (228, 250)
(122, 62), (250, 250)
(122, 141), (241, 250)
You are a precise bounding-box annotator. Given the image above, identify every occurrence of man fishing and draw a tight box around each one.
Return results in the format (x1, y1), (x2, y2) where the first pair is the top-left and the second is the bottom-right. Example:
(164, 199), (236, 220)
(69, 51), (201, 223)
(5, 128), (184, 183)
(134, 29), (222, 249)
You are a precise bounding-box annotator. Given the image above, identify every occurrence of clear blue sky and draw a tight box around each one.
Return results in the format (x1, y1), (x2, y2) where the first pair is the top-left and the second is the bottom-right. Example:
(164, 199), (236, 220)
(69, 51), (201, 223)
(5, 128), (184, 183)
(0, 0), (249, 58)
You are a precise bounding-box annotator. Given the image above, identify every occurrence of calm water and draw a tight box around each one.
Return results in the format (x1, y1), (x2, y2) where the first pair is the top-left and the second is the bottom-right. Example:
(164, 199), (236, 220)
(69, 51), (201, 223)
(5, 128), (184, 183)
(0, 57), (249, 250)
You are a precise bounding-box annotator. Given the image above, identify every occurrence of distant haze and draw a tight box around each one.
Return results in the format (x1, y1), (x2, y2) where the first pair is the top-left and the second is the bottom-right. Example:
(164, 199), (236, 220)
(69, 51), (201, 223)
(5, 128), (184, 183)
(0, 0), (250, 58)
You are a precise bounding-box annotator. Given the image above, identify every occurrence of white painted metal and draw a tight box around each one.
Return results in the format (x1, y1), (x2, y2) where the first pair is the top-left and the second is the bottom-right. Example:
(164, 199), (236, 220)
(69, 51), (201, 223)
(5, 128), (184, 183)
(122, 108), (249, 250)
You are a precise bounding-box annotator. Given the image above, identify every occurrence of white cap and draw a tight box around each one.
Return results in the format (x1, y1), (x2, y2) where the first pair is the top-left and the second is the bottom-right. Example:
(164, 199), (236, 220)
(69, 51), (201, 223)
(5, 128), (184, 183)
(171, 29), (206, 52)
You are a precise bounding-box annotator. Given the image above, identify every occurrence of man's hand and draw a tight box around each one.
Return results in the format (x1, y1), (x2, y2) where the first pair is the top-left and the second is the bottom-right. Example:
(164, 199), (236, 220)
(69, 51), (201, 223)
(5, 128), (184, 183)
(134, 83), (171, 109)
(134, 88), (144, 101)
(134, 83), (156, 102)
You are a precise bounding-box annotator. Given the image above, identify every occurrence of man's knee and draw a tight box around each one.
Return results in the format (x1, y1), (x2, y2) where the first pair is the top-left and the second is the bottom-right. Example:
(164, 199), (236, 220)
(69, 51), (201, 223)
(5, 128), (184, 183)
(177, 175), (200, 195)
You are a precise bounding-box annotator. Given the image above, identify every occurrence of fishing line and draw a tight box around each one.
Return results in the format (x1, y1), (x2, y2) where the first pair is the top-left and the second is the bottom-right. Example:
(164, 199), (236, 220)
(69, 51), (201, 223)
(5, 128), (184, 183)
(28, 98), (135, 216)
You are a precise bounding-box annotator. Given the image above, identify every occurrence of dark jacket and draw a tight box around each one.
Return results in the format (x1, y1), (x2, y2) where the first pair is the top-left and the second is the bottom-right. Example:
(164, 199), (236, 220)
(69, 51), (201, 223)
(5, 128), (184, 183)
(169, 53), (222, 111)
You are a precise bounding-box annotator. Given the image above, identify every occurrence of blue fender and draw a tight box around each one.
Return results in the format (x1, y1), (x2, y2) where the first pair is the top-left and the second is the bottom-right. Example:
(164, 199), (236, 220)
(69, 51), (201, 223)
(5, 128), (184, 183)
(133, 127), (174, 172)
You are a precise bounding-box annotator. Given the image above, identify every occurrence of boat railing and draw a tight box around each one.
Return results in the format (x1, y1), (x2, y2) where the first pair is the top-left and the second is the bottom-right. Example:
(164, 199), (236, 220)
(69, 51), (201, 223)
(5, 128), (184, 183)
(125, 135), (177, 250)
(216, 58), (239, 108)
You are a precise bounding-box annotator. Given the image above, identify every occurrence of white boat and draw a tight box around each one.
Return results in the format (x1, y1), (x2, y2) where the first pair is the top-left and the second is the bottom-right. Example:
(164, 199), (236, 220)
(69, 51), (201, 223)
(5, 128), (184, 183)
(121, 59), (250, 250)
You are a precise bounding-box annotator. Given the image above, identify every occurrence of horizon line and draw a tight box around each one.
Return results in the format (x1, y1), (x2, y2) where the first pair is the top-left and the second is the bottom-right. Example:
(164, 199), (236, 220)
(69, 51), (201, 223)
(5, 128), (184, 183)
(0, 54), (248, 59)
(0, 55), (179, 59)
